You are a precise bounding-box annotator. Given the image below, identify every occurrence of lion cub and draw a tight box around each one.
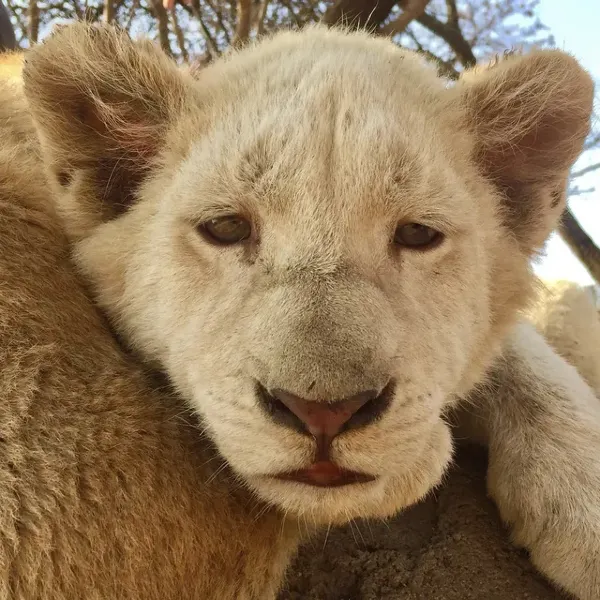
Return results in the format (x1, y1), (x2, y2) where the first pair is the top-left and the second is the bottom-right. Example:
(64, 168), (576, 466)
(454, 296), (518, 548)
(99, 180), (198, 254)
(21, 22), (600, 599)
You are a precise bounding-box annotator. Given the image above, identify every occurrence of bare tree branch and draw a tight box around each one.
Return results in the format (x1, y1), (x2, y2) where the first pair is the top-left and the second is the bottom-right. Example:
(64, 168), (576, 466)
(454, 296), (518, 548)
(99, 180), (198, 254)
(420, 48), (459, 79)
(583, 130), (600, 152)
(571, 162), (600, 180)
(189, 0), (219, 58)
(281, 0), (302, 28)
(568, 186), (595, 197)
(380, 0), (430, 37)
(405, 27), (459, 79)
(232, 0), (251, 47)
(417, 9), (477, 67)
(151, 0), (173, 56)
(445, 0), (458, 28)
(203, 0), (231, 45)
(560, 208), (600, 284)
(559, 209), (600, 283)
(27, 0), (38, 43)
(5, 0), (27, 44)
(321, 0), (397, 31)
(170, 5), (188, 61)
(124, 0), (140, 31)
(256, 0), (269, 35)
(103, 0), (115, 22)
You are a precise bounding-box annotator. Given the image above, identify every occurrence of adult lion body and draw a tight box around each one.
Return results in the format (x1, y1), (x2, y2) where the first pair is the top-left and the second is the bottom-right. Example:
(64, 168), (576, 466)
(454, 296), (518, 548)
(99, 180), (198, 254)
(0, 23), (599, 600)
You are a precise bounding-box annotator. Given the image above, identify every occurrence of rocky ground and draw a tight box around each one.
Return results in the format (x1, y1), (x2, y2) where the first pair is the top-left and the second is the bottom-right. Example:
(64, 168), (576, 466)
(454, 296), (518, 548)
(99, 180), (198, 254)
(281, 445), (566, 600)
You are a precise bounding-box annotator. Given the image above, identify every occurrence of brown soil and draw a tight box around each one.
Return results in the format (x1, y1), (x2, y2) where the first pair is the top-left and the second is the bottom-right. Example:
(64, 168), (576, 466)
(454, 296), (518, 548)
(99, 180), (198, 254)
(281, 445), (567, 600)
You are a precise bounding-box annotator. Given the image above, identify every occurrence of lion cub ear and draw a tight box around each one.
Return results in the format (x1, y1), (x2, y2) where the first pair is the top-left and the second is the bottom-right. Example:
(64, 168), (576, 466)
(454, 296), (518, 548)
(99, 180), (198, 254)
(23, 22), (194, 235)
(457, 50), (594, 253)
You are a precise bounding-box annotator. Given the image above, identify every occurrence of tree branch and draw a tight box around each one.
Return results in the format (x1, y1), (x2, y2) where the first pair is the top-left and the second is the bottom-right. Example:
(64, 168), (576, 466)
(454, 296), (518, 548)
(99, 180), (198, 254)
(151, 0), (172, 56)
(27, 0), (39, 44)
(380, 0), (430, 37)
(571, 161), (600, 180)
(232, 0), (251, 47)
(445, 0), (458, 28)
(170, 5), (188, 61)
(124, 0), (140, 31)
(321, 0), (398, 31)
(103, 0), (115, 22)
(281, 0), (302, 28)
(189, 0), (219, 58)
(203, 0), (231, 45)
(256, 0), (269, 35)
(559, 208), (600, 284)
(417, 9), (476, 67)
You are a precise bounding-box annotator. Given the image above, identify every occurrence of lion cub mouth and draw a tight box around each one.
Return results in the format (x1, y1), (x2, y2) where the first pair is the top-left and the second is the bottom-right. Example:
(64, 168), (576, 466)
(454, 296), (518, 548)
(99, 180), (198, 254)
(274, 461), (376, 487)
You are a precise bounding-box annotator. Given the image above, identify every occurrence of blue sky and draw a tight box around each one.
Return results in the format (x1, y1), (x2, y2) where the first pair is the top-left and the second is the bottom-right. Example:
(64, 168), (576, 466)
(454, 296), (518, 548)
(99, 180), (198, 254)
(533, 0), (599, 284)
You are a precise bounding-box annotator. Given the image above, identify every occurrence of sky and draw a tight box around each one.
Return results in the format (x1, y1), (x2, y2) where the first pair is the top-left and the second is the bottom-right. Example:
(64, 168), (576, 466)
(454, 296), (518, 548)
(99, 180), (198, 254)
(533, 0), (600, 285)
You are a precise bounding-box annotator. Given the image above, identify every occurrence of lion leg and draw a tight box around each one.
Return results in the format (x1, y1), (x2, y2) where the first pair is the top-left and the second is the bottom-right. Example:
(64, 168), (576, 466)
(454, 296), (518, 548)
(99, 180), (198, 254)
(459, 321), (600, 600)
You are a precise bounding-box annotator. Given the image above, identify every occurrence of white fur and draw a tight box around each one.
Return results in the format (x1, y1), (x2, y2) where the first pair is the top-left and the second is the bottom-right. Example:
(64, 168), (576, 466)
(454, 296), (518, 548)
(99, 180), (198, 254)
(22, 23), (599, 598)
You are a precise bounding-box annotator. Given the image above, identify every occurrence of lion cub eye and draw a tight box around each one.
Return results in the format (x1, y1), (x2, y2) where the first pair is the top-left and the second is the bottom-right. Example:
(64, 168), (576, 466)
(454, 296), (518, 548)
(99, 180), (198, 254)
(198, 215), (252, 245)
(394, 223), (442, 249)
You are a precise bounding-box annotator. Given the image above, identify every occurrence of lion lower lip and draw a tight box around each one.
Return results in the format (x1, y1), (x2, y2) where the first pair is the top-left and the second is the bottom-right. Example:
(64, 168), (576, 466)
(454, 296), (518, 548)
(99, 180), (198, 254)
(274, 461), (376, 488)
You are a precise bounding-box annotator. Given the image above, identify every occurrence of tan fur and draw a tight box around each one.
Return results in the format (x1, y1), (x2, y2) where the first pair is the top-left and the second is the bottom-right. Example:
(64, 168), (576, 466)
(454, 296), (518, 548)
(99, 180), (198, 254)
(0, 78), (298, 600)
(0, 51), (23, 82)
(6, 21), (598, 599)
(526, 279), (600, 394)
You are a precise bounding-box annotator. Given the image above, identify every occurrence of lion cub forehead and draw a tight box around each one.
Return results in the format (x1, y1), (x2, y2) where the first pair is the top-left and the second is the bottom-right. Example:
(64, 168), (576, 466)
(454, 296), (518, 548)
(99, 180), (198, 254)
(176, 28), (468, 222)
(200, 26), (452, 116)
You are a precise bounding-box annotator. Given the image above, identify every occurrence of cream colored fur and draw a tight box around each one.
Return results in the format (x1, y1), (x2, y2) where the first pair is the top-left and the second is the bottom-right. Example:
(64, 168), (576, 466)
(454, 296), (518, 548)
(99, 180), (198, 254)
(526, 279), (600, 394)
(456, 277), (600, 599)
(464, 318), (600, 600)
(11, 22), (600, 599)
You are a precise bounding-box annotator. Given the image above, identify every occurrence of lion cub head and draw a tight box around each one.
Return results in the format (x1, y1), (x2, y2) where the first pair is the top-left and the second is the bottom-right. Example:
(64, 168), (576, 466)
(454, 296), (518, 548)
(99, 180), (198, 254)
(23, 23), (592, 524)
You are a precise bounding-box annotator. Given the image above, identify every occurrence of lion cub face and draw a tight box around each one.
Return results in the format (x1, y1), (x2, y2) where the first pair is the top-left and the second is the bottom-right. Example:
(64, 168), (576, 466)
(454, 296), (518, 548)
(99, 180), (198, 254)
(23, 24), (592, 523)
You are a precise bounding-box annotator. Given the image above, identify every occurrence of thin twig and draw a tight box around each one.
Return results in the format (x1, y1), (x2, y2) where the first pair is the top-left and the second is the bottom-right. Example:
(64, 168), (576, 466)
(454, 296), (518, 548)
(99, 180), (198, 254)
(190, 0), (219, 58)
(170, 5), (188, 61)
(571, 162), (600, 180)
(124, 0), (140, 31)
(203, 0), (231, 45)
(281, 0), (301, 27)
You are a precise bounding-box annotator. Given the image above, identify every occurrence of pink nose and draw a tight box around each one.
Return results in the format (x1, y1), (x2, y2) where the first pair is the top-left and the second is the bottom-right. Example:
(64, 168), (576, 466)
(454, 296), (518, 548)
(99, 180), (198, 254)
(257, 381), (394, 444)
(269, 388), (377, 438)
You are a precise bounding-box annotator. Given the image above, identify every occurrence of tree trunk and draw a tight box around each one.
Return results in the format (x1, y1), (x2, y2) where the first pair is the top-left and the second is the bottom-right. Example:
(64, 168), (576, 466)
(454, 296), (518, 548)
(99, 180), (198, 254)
(560, 208), (600, 284)
(0, 0), (16, 52)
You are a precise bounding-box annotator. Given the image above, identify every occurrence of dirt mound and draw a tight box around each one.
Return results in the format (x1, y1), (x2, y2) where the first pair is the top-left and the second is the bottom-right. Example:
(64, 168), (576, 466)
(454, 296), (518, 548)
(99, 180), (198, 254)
(282, 446), (566, 600)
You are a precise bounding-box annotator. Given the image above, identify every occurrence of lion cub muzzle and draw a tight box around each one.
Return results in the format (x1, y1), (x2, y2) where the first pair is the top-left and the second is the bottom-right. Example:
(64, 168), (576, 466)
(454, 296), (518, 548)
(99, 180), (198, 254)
(256, 380), (394, 487)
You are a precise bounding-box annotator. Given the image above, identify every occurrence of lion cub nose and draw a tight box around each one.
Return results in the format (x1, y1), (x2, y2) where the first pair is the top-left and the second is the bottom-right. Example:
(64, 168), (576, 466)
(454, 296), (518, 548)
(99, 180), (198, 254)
(262, 384), (392, 439)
